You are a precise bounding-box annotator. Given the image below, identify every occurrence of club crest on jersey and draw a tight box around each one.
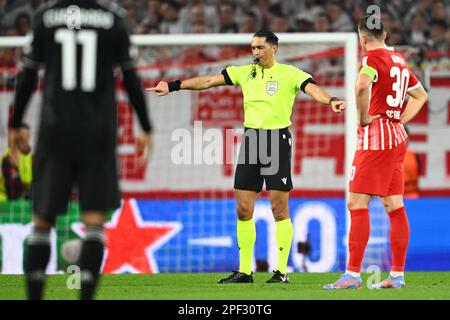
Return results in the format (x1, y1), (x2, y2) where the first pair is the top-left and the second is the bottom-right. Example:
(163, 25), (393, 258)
(266, 81), (278, 95)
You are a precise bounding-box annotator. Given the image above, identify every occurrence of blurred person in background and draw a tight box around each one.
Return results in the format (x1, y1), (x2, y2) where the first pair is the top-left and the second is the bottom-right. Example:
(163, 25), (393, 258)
(0, 123), (32, 201)
(430, 0), (448, 24)
(388, 28), (407, 46)
(408, 11), (430, 47)
(252, 0), (272, 30)
(239, 10), (259, 33)
(428, 20), (448, 53)
(0, 27), (20, 87)
(325, 0), (353, 32)
(313, 12), (332, 33)
(403, 127), (421, 199)
(295, 16), (314, 33)
(121, 0), (146, 23)
(137, 0), (162, 33)
(1, 0), (43, 29)
(269, 12), (293, 33)
(295, 0), (323, 20)
(350, 4), (365, 32)
(179, 0), (218, 33)
(178, 21), (216, 65)
(189, 4), (208, 30)
(14, 12), (31, 36)
(160, 0), (183, 34)
(216, 1), (238, 33)
(404, 0), (432, 24)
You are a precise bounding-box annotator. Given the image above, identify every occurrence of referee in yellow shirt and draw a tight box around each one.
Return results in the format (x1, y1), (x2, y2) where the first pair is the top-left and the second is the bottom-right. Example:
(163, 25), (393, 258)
(150, 30), (345, 283)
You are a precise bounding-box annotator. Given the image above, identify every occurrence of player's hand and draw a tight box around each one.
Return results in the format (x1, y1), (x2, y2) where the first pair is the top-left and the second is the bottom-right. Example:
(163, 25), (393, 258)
(136, 132), (153, 168)
(331, 100), (345, 113)
(10, 127), (31, 154)
(359, 114), (381, 126)
(147, 81), (169, 96)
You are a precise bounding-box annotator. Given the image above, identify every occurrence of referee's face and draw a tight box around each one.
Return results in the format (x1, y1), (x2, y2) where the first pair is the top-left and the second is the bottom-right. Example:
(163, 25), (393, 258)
(251, 36), (276, 67)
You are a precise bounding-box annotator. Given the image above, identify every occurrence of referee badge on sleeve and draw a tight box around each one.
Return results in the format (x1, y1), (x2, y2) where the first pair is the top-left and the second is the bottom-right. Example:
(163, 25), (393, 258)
(266, 81), (278, 95)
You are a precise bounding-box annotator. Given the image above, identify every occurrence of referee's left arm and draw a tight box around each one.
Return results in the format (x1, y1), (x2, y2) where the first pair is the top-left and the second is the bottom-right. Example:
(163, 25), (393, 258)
(304, 82), (345, 113)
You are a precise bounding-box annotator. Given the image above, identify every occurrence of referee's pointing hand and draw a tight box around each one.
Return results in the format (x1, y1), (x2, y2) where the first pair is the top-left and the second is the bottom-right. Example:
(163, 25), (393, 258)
(147, 81), (169, 96)
(331, 100), (346, 113)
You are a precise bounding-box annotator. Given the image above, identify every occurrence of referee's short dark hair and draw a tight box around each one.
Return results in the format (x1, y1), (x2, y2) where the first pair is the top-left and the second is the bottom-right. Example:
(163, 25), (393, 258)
(253, 30), (279, 46)
(358, 14), (384, 40)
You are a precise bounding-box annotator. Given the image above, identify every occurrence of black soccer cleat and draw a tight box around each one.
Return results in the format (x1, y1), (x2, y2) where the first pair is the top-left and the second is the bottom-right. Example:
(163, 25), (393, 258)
(218, 271), (254, 283)
(266, 270), (289, 283)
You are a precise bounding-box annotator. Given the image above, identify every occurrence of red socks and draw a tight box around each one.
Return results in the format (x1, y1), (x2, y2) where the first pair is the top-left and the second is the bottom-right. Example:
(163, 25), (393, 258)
(347, 208), (370, 273)
(346, 206), (410, 273)
(388, 207), (410, 272)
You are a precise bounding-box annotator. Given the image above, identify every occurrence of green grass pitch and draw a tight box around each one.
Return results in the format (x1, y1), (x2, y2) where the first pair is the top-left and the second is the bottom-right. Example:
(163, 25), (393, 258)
(0, 272), (449, 300)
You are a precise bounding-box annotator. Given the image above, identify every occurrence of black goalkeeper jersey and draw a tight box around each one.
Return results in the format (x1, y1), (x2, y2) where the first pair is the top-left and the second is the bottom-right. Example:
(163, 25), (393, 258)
(16, 0), (150, 158)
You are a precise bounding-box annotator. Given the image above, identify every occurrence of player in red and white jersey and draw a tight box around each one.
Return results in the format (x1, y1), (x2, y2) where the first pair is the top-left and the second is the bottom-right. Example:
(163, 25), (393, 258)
(354, 40), (421, 152)
(324, 15), (428, 290)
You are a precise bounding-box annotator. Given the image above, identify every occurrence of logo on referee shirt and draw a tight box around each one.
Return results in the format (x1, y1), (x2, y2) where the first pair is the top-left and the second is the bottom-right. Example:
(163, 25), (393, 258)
(266, 81), (278, 95)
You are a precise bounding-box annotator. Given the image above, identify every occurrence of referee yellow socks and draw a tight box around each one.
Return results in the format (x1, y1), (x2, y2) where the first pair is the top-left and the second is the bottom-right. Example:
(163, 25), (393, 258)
(237, 218), (256, 275)
(276, 218), (293, 275)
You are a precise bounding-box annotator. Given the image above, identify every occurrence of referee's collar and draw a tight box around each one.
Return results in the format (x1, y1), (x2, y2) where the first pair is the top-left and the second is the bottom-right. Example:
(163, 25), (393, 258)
(258, 61), (278, 70)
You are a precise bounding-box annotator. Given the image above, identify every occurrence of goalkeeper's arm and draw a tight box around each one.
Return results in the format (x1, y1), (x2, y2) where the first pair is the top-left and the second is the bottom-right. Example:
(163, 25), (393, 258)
(147, 75), (226, 96)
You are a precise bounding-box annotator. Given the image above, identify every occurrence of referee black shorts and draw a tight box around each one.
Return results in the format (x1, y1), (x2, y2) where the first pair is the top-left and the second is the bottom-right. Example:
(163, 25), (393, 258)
(234, 127), (293, 193)
(32, 150), (121, 220)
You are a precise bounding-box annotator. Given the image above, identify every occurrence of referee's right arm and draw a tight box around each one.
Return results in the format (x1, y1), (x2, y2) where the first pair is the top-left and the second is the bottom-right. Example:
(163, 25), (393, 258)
(148, 75), (227, 96)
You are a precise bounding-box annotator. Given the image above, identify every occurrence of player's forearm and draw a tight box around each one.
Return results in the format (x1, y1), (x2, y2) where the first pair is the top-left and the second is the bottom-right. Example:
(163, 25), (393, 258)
(12, 68), (38, 128)
(355, 86), (370, 125)
(401, 97), (427, 125)
(180, 76), (219, 90)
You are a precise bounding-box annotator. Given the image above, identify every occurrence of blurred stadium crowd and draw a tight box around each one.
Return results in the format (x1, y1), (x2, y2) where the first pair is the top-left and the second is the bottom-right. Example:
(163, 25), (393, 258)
(0, 0), (449, 69)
